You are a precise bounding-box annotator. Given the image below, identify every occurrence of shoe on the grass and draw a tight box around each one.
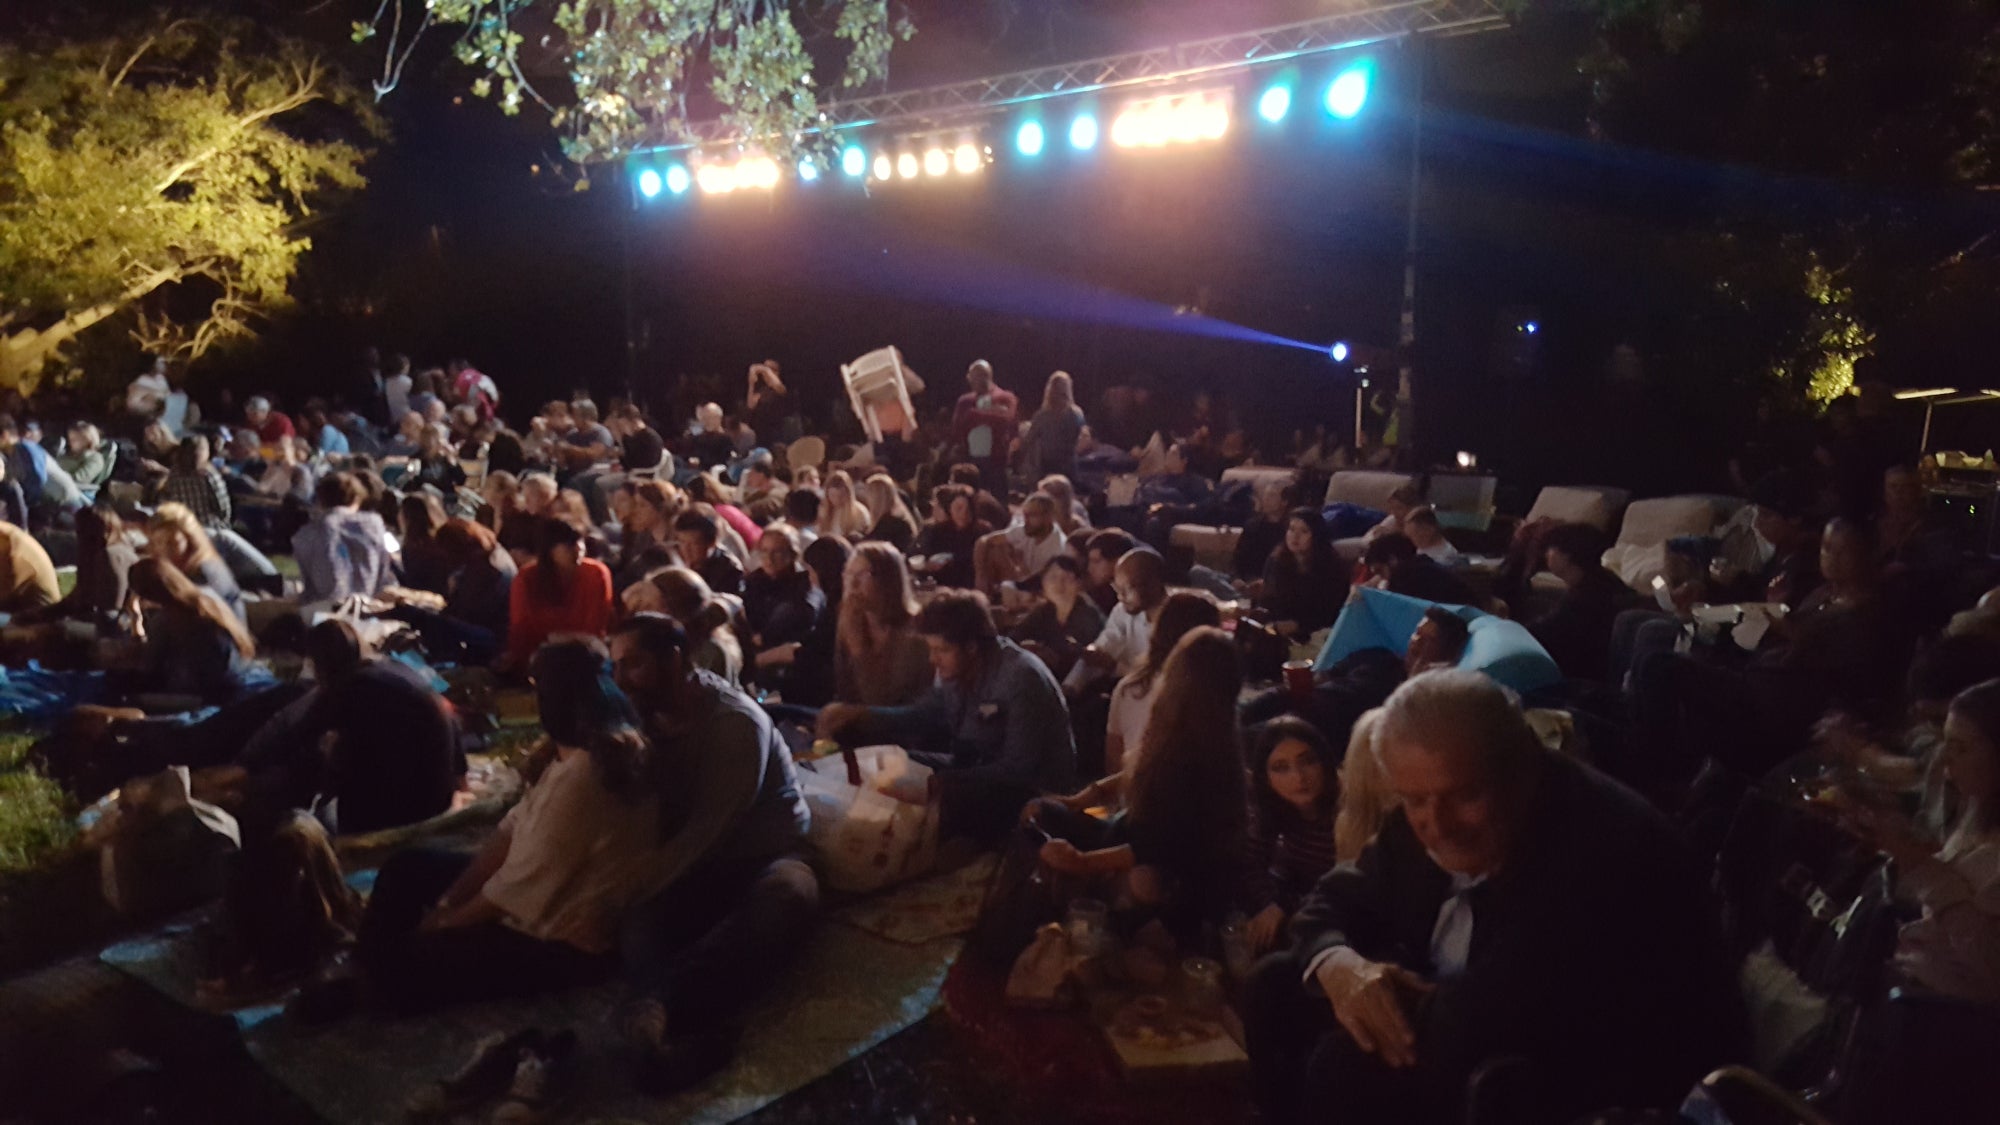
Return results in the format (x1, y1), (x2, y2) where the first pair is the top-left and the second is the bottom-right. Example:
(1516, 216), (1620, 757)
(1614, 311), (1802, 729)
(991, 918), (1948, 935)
(488, 1029), (577, 1125)
(631, 1029), (735, 1099)
(405, 1027), (545, 1121)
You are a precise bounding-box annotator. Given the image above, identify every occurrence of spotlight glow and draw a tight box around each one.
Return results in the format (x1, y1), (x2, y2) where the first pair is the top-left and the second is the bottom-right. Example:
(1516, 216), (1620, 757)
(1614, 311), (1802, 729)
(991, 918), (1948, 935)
(873, 154), (893, 181)
(1326, 62), (1372, 120)
(696, 155), (780, 195)
(798, 158), (819, 182)
(897, 153), (920, 180)
(1522, 321), (1539, 335)
(923, 148), (949, 177)
(665, 165), (691, 195)
(842, 146), (868, 177)
(1017, 120), (1046, 157)
(1069, 114), (1099, 151)
(1111, 92), (1231, 149)
(1258, 85), (1292, 124)
(954, 143), (982, 174)
(637, 168), (663, 198)
(1330, 342), (1351, 363)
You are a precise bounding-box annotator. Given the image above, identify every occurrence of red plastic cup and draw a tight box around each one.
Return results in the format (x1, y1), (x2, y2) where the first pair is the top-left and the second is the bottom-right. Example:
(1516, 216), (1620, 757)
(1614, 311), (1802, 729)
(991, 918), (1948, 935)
(1283, 659), (1315, 701)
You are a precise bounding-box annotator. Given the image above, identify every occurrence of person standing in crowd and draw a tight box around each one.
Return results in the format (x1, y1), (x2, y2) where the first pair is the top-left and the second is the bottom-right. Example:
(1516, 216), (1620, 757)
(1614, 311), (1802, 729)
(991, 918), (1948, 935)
(745, 361), (794, 444)
(506, 516), (615, 670)
(383, 353), (415, 425)
(608, 613), (818, 1095)
(292, 473), (394, 605)
(673, 510), (745, 597)
(834, 541), (933, 707)
(952, 360), (1018, 499)
(1020, 370), (1085, 485)
(817, 590), (1075, 844)
(1244, 671), (1742, 1125)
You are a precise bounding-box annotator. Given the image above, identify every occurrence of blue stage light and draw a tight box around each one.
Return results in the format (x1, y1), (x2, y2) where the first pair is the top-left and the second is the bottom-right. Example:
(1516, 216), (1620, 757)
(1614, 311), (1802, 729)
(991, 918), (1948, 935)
(841, 146), (867, 178)
(1523, 321), (1539, 335)
(1069, 114), (1099, 151)
(1330, 342), (1351, 363)
(1017, 120), (1046, 157)
(637, 168), (663, 198)
(1258, 85), (1293, 124)
(1326, 62), (1372, 120)
(665, 164), (692, 195)
(798, 158), (819, 182)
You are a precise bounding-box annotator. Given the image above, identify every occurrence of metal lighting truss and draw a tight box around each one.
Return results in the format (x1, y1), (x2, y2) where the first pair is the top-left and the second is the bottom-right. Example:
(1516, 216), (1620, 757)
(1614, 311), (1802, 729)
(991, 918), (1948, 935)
(639, 0), (1507, 153)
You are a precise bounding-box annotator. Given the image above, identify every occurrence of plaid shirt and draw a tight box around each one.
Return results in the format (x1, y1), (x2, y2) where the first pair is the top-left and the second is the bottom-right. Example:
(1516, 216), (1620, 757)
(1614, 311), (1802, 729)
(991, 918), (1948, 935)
(161, 468), (232, 529)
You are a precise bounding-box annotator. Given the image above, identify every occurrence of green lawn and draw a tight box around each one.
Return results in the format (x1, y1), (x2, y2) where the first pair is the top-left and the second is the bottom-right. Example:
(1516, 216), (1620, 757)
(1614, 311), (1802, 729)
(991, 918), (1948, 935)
(0, 729), (73, 878)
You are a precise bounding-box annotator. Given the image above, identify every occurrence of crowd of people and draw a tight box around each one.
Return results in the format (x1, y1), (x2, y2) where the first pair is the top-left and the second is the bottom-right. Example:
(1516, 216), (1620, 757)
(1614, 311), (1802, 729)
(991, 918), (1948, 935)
(0, 347), (1994, 1122)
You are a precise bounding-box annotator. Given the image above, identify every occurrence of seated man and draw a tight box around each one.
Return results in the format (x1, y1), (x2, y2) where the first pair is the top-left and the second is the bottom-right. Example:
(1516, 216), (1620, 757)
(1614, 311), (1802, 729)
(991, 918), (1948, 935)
(1069, 545), (1168, 688)
(1362, 532), (1478, 608)
(817, 590), (1076, 844)
(674, 509), (745, 597)
(1527, 522), (1638, 683)
(975, 491), (1068, 596)
(1241, 605), (1470, 743)
(1244, 670), (1742, 1125)
(291, 472), (394, 604)
(608, 614), (818, 1093)
(1403, 507), (1460, 564)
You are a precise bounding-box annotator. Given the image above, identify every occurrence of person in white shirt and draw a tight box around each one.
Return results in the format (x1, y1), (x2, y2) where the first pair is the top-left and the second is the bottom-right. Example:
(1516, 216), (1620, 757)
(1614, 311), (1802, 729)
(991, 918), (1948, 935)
(383, 352), (414, 424)
(125, 357), (171, 420)
(1068, 547), (1167, 692)
(977, 491), (1067, 596)
(1405, 507), (1461, 564)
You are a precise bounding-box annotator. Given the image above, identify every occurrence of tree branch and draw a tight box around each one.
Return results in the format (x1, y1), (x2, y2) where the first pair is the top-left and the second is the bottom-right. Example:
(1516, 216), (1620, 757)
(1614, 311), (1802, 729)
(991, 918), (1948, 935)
(151, 56), (326, 194)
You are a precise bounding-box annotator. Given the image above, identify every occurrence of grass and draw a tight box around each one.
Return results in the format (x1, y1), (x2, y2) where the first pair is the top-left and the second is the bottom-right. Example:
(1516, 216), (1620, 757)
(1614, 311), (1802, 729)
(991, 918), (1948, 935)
(0, 729), (75, 879)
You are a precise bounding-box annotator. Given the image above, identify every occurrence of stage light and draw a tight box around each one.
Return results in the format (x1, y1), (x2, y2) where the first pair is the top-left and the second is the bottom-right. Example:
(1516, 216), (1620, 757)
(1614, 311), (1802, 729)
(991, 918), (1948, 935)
(1017, 120), (1046, 157)
(897, 153), (919, 179)
(798, 157), (819, 182)
(637, 168), (663, 198)
(842, 146), (868, 177)
(665, 165), (691, 195)
(954, 143), (982, 174)
(1112, 91), (1232, 149)
(1326, 61), (1372, 120)
(1330, 342), (1351, 363)
(1522, 321), (1539, 335)
(695, 155), (780, 195)
(873, 154), (892, 181)
(1258, 85), (1292, 124)
(923, 148), (949, 177)
(1069, 113), (1099, 151)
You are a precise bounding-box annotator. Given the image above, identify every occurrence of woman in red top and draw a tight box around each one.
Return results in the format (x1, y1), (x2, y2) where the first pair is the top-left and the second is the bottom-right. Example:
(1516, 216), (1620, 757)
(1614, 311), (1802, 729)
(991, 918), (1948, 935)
(506, 516), (613, 669)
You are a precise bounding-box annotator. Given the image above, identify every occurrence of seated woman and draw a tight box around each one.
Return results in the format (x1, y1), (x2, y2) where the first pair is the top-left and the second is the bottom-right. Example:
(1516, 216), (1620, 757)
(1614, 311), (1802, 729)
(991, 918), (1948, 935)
(1333, 709), (1396, 863)
(773, 534), (851, 707)
(911, 484), (989, 589)
(390, 518), (516, 666)
(292, 472), (395, 604)
(1008, 555), (1106, 680)
(18, 506), (138, 633)
(637, 566), (744, 687)
(1105, 591), (1222, 776)
(1241, 717), (1341, 955)
(818, 469), (873, 540)
(146, 503), (247, 622)
(396, 492), (453, 595)
(408, 425), (467, 494)
(860, 473), (920, 552)
(58, 421), (114, 504)
(344, 639), (659, 1013)
(612, 479), (682, 590)
(1528, 522), (1640, 683)
(835, 541), (933, 707)
(742, 524), (823, 657)
(1838, 677), (2000, 1005)
(125, 557), (261, 706)
(1257, 507), (1346, 639)
(1036, 627), (1250, 939)
(1038, 474), (1091, 537)
(505, 516), (615, 671)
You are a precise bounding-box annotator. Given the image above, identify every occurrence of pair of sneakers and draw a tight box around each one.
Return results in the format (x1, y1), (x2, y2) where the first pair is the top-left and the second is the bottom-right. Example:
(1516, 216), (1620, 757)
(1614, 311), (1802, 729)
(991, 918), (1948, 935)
(407, 1026), (577, 1124)
(618, 999), (736, 1097)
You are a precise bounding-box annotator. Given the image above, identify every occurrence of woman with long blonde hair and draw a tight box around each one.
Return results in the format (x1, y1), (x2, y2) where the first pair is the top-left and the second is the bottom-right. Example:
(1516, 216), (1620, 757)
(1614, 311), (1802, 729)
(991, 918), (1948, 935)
(834, 542), (931, 706)
(1333, 709), (1398, 864)
(818, 469), (873, 540)
(1022, 370), (1086, 483)
(859, 473), (918, 552)
(146, 503), (246, 621)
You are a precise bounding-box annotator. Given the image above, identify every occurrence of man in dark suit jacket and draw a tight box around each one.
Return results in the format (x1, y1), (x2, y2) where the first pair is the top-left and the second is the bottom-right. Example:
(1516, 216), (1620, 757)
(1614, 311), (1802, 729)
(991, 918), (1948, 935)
(1243, 669), (1744, 1125)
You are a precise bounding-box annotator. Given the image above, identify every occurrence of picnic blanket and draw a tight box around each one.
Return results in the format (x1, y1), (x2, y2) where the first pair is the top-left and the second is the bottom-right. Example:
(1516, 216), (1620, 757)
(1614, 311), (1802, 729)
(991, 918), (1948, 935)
(101, 857), (993, 1124)
(1312, 587), (1563, 696)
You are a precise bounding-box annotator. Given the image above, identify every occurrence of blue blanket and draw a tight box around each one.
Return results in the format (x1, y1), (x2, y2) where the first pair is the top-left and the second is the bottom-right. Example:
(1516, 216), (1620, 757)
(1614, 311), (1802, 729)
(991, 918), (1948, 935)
(1314, 588), (1562, 697)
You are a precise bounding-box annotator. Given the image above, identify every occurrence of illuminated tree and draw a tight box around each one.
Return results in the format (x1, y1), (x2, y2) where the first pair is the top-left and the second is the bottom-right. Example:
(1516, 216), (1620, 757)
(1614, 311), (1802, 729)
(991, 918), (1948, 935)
(0, 19), (375, 391)
(354, 0), (914, 164)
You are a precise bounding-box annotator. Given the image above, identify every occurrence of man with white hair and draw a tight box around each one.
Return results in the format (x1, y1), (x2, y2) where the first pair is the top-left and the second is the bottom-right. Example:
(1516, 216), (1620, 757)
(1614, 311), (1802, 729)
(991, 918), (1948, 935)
(1243, 669), (1743, 1125)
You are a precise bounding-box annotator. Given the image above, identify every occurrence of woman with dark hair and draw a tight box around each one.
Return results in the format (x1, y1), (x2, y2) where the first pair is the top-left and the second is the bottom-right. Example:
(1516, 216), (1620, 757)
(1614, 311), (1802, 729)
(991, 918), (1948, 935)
(397, 492), (453, 595)
(742, 523), (823, 656)
(1007, 554), (1105, 679)
(1529, 521), (1638, 683)
(505, 516), (614, 670)
(834, 541), (932, 707)
(1242, 717), (1340, 953)
(127, 557), (259, 704)
(1257, 507), (1346, 638)
(390, 518), (516, 665)
(613, 478), (682, 590)
(22, 506), (137, 632)
(1039, 627), (1250, 935)
(912, 483), (989, 589)
(348, 639), (657, 1013)
(1105, 591), (1222, 776)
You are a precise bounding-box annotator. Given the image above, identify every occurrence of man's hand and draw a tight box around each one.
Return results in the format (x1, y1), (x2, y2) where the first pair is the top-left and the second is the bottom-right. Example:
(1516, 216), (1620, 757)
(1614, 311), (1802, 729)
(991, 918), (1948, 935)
(1313, 954), (1434, 1069)
(815, 702), (865, 741)
(1245, 903), (1288, 955)
(1039, 838), (1092, 875)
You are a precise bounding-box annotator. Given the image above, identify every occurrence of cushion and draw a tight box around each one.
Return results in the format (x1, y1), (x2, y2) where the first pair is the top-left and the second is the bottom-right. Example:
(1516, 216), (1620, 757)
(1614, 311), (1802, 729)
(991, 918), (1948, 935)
(1312, 587), (1562, 697)
(1602, 542), (1671, 592)
(1525, 485), (1629, 532)
(1324, 470), (1420, 511)
(1615, 495), (1730, 548)
(1428, 475), (1498, 531)
(1220, 465), (1295, 493)
(1168, 524), (1240, 570)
